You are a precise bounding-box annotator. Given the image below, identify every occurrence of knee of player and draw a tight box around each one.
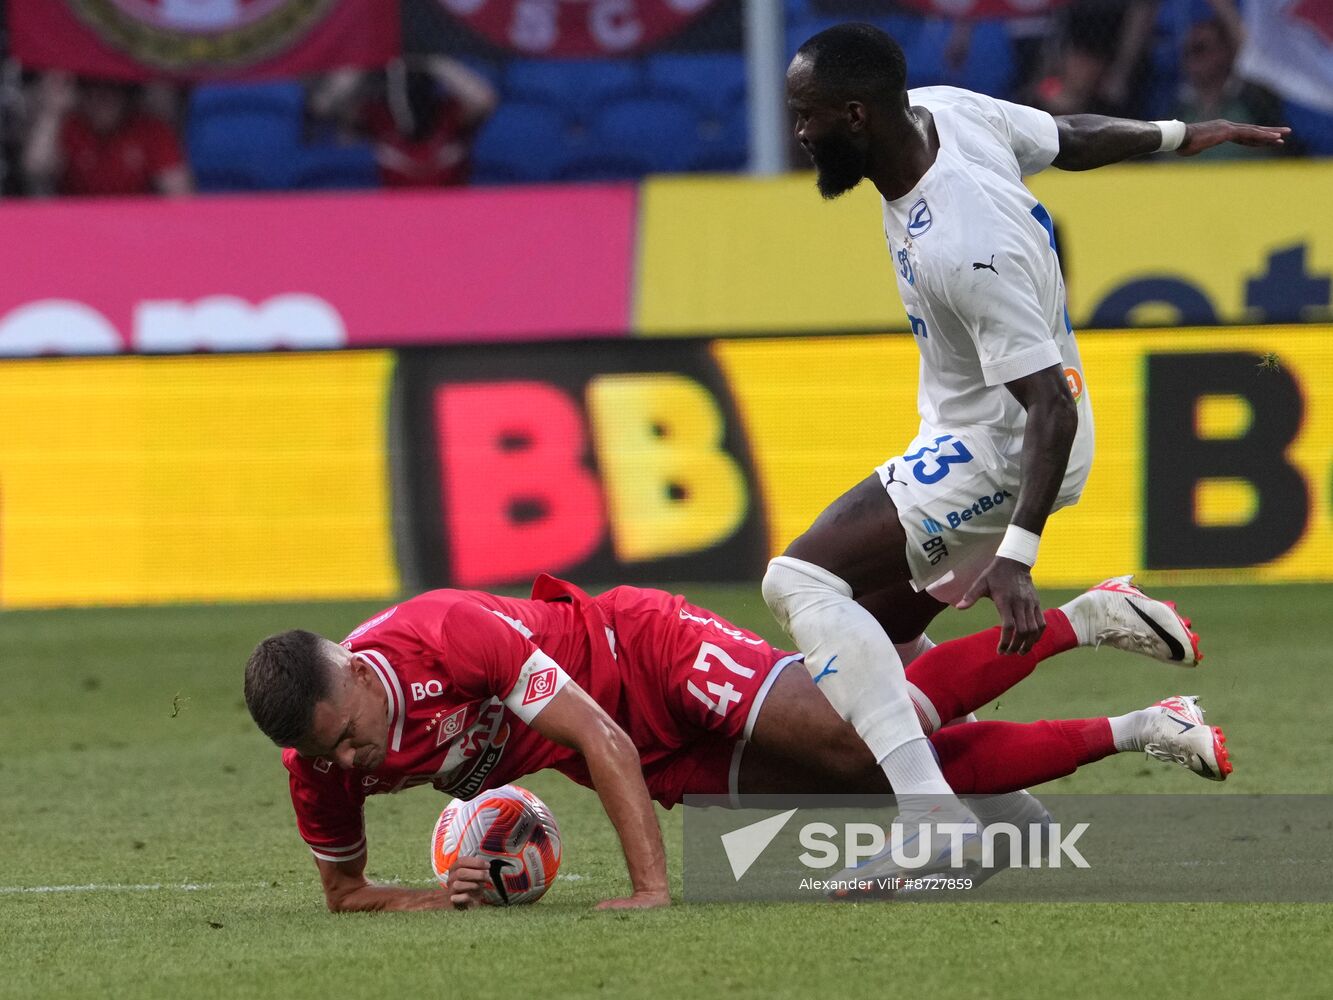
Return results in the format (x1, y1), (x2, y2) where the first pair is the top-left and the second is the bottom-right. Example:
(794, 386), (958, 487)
(761, 557), (851, 625)
(760, 559), (790, 619)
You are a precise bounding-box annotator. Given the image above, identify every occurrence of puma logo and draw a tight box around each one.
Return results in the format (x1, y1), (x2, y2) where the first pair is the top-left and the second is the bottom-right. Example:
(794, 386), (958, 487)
(883, 463), (902, 488)
(972, 255), (998, 273)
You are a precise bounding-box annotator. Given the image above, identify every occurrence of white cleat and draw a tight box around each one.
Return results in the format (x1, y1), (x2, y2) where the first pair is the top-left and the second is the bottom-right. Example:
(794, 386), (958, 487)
(828, 803), (984, 901)
(1143, 695), (1232, 781)
(1070, 575), (1202, 666)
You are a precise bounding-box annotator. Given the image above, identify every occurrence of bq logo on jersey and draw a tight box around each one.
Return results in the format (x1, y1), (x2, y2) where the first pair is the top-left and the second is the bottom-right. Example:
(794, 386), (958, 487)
(68, 0), (336, 71)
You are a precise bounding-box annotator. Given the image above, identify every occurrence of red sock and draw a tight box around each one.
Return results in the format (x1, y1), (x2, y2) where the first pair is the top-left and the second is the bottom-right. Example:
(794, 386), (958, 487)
(905, 608), (1078, 729)
(929, 718), (1115, 793)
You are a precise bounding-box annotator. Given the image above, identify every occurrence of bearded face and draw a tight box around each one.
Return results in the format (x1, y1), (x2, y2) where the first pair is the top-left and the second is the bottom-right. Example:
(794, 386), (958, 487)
(807, 126), (868, 200)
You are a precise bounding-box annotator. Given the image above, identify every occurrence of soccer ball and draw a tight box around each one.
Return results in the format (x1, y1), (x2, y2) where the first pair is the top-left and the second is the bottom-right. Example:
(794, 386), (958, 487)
(430, 784), (562, 906)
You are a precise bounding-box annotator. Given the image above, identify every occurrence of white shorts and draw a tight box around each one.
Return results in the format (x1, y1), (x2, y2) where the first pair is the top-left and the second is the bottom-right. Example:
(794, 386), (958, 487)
(875, 429), (1019, 607)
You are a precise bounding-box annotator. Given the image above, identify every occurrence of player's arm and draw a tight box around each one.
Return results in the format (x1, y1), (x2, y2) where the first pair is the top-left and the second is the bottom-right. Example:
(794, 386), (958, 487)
(1052, 115), (1289, 171)
(957, 364), (1077, 654)
(315, 851), (489, 913)
(528, 682), (670, 910)
(286, 748), (488, 914)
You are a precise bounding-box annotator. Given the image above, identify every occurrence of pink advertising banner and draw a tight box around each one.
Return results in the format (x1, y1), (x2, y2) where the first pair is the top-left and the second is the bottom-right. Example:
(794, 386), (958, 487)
(0, 186), (636, 356)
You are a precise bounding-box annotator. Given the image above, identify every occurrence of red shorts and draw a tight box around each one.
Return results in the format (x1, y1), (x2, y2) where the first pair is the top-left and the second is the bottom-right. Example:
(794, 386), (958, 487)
(561, 586), (800, 807)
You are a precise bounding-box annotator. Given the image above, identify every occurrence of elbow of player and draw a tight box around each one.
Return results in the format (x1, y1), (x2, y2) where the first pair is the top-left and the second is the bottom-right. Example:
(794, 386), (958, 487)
(586, 718), (638, 765)
(1048, 391), (1079, 442)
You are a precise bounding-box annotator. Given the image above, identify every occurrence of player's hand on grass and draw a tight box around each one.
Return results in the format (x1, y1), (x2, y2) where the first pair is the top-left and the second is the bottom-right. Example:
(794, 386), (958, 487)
(958, 557), (1045, 655)
(594, 888), (671, 910)
(443, 856), (490, 910)
(1178, 120), (1290, 156)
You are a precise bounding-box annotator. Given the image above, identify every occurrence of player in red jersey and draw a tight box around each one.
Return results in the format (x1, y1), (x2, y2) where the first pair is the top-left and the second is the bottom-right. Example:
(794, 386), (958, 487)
(244, 574), (1228, 912)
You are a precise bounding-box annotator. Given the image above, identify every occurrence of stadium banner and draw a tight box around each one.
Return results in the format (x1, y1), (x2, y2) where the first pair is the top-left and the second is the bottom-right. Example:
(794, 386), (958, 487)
(717, 325), (1333, 588)
(393, 325), (1333, 595)
(636, 161), (1333, 336)
(427, 0), (723, 56)
(0, 352), (398, 608)
(4, 325), (1332, 609)
(0, 187), (634, 358)
(9, 0), (397, 81)
(393, 339), (771, 590)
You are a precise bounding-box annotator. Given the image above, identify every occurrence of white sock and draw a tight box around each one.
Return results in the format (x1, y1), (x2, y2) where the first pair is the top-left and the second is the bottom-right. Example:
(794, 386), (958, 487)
(893, 633), (935, 666)
(1108, 709), (1152, 752)
(1059, 592), (1095, 646)
(762, 556), (954, 796)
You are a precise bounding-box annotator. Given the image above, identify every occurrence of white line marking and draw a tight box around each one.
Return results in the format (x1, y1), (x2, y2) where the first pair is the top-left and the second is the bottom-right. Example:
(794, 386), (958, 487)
(0, 881), (269, 895)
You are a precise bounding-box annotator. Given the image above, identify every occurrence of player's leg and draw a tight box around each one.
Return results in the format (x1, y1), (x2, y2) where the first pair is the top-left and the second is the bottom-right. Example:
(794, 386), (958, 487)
(895, 576), (1203, 735)
(929, 695), (1232, 790)
(857, 581), (947, 646)
(736, 663), (1231, 795)
(761, 474), (958, 805)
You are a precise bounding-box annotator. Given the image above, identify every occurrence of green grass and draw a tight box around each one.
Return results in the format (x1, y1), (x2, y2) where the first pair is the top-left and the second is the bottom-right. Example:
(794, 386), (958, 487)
(3, 584), (1332, 999)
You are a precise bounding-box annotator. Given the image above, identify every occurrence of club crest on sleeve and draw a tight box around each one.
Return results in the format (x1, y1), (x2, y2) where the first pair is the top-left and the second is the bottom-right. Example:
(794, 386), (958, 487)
(522, 668), (559, 705)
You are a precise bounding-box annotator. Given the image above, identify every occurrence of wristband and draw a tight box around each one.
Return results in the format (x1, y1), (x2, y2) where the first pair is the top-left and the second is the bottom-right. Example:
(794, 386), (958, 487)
(1153, 119), (1186, 153)
(996, 524), (1040, 567)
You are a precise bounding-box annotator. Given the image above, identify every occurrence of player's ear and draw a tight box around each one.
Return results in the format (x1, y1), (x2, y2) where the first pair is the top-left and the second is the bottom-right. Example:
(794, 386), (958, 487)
(343, 651), (374, 688)
(846, 100), (868, 132)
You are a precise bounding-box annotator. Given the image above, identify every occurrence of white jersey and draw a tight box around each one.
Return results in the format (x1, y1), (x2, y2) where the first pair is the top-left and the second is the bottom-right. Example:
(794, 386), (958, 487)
(882, 86), (1093, 508)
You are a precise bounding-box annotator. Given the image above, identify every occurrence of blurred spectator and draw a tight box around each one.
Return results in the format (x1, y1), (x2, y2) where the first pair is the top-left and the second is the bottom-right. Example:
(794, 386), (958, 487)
(1236, 0), (1333, 156)
(23, 73), (193, 197)
(312, 56), (498, 189)
(1170, 15), (1279, 159)
(1036, 0), (1159, 117)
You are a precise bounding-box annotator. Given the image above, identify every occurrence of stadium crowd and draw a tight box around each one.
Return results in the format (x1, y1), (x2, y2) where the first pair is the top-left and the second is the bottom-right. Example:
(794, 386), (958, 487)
(0, 0), (1325, 197)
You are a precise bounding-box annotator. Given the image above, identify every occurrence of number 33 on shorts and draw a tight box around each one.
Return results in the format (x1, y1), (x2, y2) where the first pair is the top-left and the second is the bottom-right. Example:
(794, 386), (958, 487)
(903, 434), (974, 485)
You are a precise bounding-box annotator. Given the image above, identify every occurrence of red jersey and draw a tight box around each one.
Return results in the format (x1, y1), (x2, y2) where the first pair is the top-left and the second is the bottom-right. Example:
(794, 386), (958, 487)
(283, 575), (620, 863)
(59, 112), (185, 197)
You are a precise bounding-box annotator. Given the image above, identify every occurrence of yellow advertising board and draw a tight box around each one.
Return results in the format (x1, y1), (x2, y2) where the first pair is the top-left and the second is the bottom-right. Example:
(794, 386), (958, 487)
(0, 352), (398, 608)
(3, 329), (1330, 610)
(637, 161), (1333, 336)
(714, 326), (1333, 587)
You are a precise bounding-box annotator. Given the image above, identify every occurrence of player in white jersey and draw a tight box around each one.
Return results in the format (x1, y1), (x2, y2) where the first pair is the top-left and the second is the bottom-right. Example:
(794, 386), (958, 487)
(761, 23), (1286, 854)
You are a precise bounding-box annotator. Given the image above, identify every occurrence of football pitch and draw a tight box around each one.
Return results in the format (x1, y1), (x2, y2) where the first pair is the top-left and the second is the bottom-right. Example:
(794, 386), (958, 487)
(4, 583), (1331, 999)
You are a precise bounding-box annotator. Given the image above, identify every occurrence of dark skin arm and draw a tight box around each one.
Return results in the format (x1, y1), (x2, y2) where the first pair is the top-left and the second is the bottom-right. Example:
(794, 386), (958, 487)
(957, 364), (1077, 655)
(1052, 115), (1290, 171)
(316, 851), (489, 913)
(530, 682), (670, 910)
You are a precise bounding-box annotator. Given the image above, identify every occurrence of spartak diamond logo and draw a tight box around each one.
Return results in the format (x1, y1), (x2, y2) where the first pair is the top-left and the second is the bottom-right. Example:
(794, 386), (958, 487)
(434, 706), (467, 747)
(522, 668), (558, 706)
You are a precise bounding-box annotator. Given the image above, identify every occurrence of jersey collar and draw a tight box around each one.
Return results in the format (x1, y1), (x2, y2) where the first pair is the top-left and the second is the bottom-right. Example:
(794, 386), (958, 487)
(354, 650), (406, 753)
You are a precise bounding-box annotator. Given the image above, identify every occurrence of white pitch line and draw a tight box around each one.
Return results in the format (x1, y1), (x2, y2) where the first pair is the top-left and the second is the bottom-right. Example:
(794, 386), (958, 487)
(0, 876), (592, 895)
(0, 881), (269, 895)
